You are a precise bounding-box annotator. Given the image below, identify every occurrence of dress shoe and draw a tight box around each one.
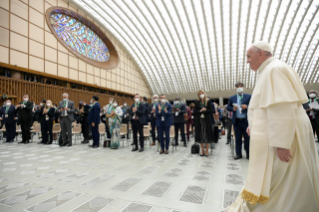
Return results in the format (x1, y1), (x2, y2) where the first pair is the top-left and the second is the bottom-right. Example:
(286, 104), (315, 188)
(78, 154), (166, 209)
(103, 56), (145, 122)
(246, 155), (249, 160)
(200, 153), (205, 156)
(151, 142), (155, 146)
(92, 145), (99, 148)
(184, 143), (187, 147)
(67, 144), (72, 147)
(38, 141), (43, 144)
(10, 140), (14, 143)
(165, 150), (169, 154)
(226, 141), (230, 145)
(88, 145), (93, 147)
(160, 149), (164, 154)
(234, 155), (243, 160)
(139, 148), (144, 152)
(131, 142), (134, 146)
(132, 148), (138, 152)
(18, 141), (25, 144)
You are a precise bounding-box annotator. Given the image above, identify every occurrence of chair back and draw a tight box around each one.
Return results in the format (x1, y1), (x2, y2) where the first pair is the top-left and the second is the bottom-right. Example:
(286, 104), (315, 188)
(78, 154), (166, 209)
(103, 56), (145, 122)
(72, 124), (81, 133)
(143, 127), (150, 137)
(120, 125), (128, 134)
(52, 124), (61, 132)
(169, 126), (175, 137)
(0, 125), (5, 131)
(99, 124), (105, 134)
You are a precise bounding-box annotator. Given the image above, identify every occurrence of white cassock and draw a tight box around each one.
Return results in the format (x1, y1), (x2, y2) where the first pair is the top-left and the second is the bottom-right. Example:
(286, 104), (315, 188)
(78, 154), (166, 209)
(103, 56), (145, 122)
(226, 57), (319, 212)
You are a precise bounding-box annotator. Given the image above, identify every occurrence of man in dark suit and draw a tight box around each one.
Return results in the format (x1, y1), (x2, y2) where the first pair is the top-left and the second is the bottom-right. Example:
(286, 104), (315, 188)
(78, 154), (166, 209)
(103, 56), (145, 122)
(130, 94), (146, 152)
(304, 89), (319, 141)
(15, 94), (33, 144)
(143, 97), (150, 125)
(0, 99), (17, 142)
(83, 96), (101, 148)
(121, 101), (130, 139)
(172, 97), (187, 147)
(156, 94), (172, 154)
(57, 93), (75, 147)
(227, 82), (251, 160)
(35, 99), (46, 144)
(149, 95), (159, 146)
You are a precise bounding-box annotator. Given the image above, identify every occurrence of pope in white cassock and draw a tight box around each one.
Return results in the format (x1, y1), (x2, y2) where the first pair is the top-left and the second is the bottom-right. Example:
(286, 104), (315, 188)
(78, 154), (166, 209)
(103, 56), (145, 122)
(226, 41), (319, 212)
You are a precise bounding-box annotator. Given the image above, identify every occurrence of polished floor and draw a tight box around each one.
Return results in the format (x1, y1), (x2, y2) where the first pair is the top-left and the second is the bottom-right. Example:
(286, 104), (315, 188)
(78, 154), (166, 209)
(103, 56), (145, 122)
(0, 132), (250, 212)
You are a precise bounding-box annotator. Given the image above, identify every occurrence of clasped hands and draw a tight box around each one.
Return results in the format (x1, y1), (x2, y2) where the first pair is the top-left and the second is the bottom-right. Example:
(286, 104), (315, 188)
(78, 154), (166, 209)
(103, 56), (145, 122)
(246, 126), (292, 163)
(200, 107), (206, 113)
(157, 105), (167, 113)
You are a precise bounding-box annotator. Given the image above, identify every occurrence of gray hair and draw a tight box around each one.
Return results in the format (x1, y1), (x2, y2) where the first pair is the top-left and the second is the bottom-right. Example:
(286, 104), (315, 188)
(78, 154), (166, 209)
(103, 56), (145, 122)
(235, 82), (244, 87)
(152, 94), (159, 99)
(62, 93), (68, 97)
(309, 89), (318, 95)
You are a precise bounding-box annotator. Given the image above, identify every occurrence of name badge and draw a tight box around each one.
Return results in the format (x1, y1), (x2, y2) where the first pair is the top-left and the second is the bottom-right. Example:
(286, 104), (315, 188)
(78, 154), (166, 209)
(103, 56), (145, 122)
(175, 112), (179, 116)
(200, 114), (204, 118)
(5, 114), (8, 118)
(153, 113), (156, 118)
(133, 114), (136, 119)
(161, 116), (165, 121)
(124, 114), (126, 118)
(191, 116), (194, 119)
(45, 115), (49, 121)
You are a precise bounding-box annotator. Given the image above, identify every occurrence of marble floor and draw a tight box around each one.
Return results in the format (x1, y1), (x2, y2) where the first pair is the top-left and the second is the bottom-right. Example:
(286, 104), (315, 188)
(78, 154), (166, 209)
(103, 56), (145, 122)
(0, 133), (250, 212)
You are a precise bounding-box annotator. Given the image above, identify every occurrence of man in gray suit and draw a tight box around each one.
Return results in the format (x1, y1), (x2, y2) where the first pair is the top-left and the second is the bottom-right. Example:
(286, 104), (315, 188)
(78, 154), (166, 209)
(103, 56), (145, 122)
(57, 93), (75, 146)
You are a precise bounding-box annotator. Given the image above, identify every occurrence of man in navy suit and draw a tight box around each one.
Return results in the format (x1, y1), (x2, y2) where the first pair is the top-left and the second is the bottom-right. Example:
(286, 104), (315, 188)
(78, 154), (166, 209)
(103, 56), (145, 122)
(0, 99), (17, 142)
(143, 96), (150, 125)
(84, 96), (101, 148)
(172, 97), (187, 147)
(227, 82), (251, 160)
(156, 94), (172, 154)
(130, 94), (146, 152)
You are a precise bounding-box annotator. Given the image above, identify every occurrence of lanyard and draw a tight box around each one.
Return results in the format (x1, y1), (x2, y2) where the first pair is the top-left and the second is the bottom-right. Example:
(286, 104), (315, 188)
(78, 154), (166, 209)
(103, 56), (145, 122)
(107, 104), (113, 113)
(309, 98), (317, 104)
(200, 100), (205, 108)
(237, 94), (243, 102)
(63, 101), (68, 107)
(5, 106), (9, 113)
(23, 102), (26, 105)
(135, 102), (140, 108)
(90, 103), (96, 111)
(175, 103), (180, 108)
(161, 103), (166, 110)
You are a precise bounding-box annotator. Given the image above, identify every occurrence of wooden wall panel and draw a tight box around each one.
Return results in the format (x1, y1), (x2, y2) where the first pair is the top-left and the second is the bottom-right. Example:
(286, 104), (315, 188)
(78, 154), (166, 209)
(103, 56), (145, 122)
(0, 77), (134, 107)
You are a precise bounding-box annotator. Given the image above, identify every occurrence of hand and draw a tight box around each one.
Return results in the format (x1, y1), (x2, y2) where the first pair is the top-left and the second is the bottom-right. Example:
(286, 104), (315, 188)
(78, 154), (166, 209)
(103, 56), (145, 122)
(164, 107), (167, 113)
(246, 127), (250, 136)
(16, 105), (20, 108)
(133, 107), (137, 112)
(64, 107), (69, 111)
(158, 104), (161, 112)
(152, 108), (155, 113)
(176, 108), (180, 112)
(233, 106), (237, 111)
(201, 107), (206, 112)
(92, 122), (95, 127)
(60, 108), (64, 112)
(0, 118), (3, 120)
(241, 104), (247, 109)
(81, 102), (86, 106)
(20, 104), (24, 108)
(14, 117), (17, 120)
(277, 148), (292, 162)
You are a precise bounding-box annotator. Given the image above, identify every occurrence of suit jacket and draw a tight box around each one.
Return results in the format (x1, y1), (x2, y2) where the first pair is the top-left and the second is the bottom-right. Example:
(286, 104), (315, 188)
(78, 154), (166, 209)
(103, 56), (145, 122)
(210, 102), (216, 125)
(144, 102), (150, 123)
(303, 99), (319, 125)
(121, 106), (130, 124)
(149, 103), (157, 121)
(172, 103), (186, 124)
(155, 102), (172, 127)
(86, 102), (101, 125)
(227, 93), (251, 125)
(44, 107), (56, 121)
(57, 100), (75, 122)
(130, 102), (146, 125)
(0, 105), (17, 125)
(35, 106), (45, 123)
(79, 105), (89, 123)
(16, 101), (33, 122)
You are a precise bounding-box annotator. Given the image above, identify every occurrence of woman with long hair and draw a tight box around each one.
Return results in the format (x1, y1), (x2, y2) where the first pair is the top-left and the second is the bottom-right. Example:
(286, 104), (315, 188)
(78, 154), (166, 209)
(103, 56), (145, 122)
(42, 100), (55, 144)
(194, 90), (214, 156)
(107, 99), (123, 149)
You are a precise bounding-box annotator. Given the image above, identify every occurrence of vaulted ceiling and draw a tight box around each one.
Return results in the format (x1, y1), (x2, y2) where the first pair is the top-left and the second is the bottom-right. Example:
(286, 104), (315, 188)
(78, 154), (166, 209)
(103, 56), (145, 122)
(68, 0), (319, 95)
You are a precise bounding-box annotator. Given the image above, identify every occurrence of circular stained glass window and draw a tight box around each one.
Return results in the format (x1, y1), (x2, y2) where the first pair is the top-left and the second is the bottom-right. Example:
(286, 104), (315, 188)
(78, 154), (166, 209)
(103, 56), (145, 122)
(50, 13), (110, 62)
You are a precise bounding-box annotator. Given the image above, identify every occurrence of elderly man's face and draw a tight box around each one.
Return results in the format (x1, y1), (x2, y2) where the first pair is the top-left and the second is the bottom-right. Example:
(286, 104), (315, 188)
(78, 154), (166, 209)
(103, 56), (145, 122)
(62, 95), (68, 99)
(246, 46), (261, 71)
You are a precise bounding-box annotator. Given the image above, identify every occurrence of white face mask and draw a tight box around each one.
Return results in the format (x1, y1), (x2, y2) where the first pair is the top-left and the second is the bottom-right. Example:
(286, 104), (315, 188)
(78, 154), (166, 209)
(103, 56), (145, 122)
(135, 98), (140, 103)
(6, 103), (11, 106)
(236, 87), (244, 93)
(161, 99), (166, 103)
(23, 98), (28, 102)
(175, 101), (180, 104)
(113, 103), (118, 107)
(90, 99), (93, 104)
(123, 103), (127, 107)
(199, 94), (205, 99)
(47, 103), (51, 107)
(40, 103), (43, 106)
(109, 100), (113, 104)
(153, 99), (158, 102)
(309, 93), (317, 99)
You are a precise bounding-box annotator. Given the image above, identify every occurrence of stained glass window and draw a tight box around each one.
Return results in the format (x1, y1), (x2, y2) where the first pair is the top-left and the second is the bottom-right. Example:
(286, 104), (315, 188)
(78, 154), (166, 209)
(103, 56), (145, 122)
(50, 13), (110, 62)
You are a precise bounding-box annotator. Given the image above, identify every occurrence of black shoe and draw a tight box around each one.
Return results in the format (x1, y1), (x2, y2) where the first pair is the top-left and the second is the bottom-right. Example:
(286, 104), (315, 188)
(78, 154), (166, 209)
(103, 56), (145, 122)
(67, 144), (72, 147)
(226, 141), (230, 145)
(92, 145), (99, 148)
(18, 141), (25, 144)
(88, 145), (93, 147)
(200, 153), (205, 156)
(131, 143), (134, 146)
(139, 148), (144, 152)
(234, 155), (243, 160)
(132, 148), (138, 152)
(246, 155), (249, 160)
(38, 141), (43, 144)
(184, 143), (187, 147)
(10, 140), (14, 143)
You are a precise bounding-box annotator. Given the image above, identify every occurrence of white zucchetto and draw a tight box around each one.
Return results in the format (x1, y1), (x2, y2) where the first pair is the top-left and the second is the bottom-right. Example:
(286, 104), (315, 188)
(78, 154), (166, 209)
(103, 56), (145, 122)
(252, 41), (272, 53)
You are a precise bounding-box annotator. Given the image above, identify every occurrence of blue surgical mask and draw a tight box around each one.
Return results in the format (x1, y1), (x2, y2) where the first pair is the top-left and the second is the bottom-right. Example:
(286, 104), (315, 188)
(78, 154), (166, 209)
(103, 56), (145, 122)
(63, 98), (67, 101)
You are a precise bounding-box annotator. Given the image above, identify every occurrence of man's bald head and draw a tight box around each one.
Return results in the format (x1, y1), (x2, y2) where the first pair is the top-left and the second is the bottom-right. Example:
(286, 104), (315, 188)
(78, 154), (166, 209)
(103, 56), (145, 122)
(246, 45), (273, 71)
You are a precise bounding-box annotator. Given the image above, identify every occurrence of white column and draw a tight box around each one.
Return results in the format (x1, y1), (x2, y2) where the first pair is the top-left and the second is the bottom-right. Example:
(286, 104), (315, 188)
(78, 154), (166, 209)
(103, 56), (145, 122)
(219, 96), (224, 106)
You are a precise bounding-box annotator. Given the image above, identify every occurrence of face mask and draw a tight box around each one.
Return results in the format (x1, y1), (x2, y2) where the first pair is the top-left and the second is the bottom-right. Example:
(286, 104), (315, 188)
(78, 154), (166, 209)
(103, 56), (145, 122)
(175, 101), (180, 105)
(40, 103), (43, 106)
(309, 93), (317, 99)
(6, 103), (11, 106)
(47, 103), (51, 107)
(109, 101), (113, 104)
(153, 99), (158, 102)
(90, 99), (93, 104)
(161, 99), (166, 103)
(113, 103), (118, 107)
(135, 98), (140, 103)
(199, 94), (205, 99)
(23, 98), (28, 102)
(123, 103), (127, 107)
(236, 87), (244, 93)
(63, 98), (67, 101)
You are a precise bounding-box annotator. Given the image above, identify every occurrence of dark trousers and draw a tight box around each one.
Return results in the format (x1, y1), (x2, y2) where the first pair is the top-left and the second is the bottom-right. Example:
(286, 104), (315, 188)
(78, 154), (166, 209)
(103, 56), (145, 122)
(40, 120), (45, 142)
(5, 122), (16, 142)
(132, 120), (144, 149)
(43, 120), (53, 144)
(105, 121), (111, 139)
(174, 123), (186, 144)
(234, 119), (250, 156)
(60, 117), (72, 145)
(20, 120), (31, 142)
(81, 120), (89, 140)
(311, 119), (319, 139)
(221, 117), (226, 129)
(186, 121), (191, 141)
(158, 124), (170, 150)
(91, 125), (99, 146)
(226, 119), (232, 142)
(151, 119), (157, 143)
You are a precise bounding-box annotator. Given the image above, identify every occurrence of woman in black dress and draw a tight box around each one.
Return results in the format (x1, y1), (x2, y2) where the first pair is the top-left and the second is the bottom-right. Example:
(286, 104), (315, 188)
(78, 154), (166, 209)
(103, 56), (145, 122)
(194, 90), (213, 156)
(43, 100), (55, 144)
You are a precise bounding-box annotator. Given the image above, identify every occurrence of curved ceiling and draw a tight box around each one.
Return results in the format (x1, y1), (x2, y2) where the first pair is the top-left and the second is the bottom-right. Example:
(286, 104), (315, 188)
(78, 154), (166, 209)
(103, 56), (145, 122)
(68, 0), (319, 95)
